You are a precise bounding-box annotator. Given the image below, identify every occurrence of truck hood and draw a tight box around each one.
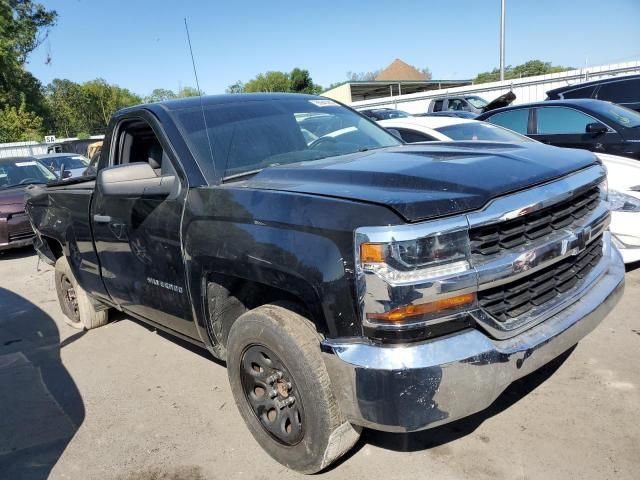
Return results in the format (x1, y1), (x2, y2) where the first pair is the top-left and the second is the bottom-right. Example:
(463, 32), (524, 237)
(243, 143), (600, 222)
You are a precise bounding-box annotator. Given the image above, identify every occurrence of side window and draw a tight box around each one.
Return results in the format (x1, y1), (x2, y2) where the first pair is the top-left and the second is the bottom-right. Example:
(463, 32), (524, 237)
(396, 128), (437, 143)
(561, 85), (597, 99)
(447, 99), (465, 111)
(116, 120), (176, 177)
(597, 79), (640, 103)
(536, 107), (595, 134)
(432, 100), (444, 112)
(486, 109), (530, 134)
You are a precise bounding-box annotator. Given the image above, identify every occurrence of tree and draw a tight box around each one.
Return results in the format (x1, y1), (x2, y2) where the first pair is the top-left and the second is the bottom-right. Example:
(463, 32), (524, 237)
(229, 68), (322, 94)
(144, 88), (177, 103)
(226, 81), (245, 94)
(347, 70), (381, 81)
(473, 60), (573, 84)
(243, 71), (291, 93)
(45, 78), (142, 137)
(0, 102), (43, 142)
(82, 78), (141, 129)
(0, 1), (57, 141)
(177, 86), (201, 97)
(290, 68), (322, 94)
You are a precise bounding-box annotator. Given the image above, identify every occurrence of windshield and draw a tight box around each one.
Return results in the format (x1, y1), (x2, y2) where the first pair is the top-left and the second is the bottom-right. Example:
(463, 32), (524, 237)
(172, 98), (401, 179)
(435, 122), (534, 142)
(466, 96), (489, 108)
(371, 110), (411, 120)
(38, 155), (89, 171)
(0, 159), (57, 189)
(588, 102), (640, 128)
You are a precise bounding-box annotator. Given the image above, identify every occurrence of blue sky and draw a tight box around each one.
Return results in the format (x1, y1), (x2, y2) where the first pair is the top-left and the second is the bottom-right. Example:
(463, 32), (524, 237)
(27, 0), (640, 96)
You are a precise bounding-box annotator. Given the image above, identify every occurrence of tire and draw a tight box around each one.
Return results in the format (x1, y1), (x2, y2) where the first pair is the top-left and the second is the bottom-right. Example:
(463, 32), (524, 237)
(226, 303), (361, 474)
(55, 256), (109, 330)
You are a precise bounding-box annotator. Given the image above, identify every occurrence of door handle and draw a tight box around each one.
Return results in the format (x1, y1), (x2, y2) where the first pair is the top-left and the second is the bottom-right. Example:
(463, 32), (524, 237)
(93, 214), (112, 223)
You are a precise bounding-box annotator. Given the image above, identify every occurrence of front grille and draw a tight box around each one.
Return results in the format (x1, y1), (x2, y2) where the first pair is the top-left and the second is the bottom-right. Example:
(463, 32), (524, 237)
(478, 235), (603, 322)
(7, 212), (33, 243)
(470, 186), (600, 257)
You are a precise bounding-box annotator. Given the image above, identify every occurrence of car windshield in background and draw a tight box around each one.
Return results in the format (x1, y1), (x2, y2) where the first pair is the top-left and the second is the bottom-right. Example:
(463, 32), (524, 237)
(588, 102), (640, 128)
(172, 98), (401, 179)
(0, 159), (57, 189)
(371, 110), (411, 119)
(435, 122), (534, 142)
(39, 155), (89, 170)
(466, 96), (489, 109)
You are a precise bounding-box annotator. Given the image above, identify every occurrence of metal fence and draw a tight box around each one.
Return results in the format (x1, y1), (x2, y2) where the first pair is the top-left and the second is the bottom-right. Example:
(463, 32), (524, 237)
(350, 60), (640, 113)
(0, 141), (48, 159)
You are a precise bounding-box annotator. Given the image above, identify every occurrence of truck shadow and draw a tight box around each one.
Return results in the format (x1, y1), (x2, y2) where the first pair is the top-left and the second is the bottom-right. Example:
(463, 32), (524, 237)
(0, 287), (85, 480)
(0, 246), (36, 261)
(356, 346), (575, 454)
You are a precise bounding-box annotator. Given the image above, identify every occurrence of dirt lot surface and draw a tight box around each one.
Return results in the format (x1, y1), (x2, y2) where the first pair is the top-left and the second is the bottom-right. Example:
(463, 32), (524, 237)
(1, 248), (639, 480)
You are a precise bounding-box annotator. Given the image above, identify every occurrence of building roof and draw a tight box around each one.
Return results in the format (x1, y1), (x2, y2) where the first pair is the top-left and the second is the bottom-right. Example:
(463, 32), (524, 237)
(375, 59), (428, 81)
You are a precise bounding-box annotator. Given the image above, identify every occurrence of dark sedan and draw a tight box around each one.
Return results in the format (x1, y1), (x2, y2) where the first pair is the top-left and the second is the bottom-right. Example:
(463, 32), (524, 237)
(476, 99), (640, 160)
(546, 74), (640, 112)
(0, 157), (56, 251)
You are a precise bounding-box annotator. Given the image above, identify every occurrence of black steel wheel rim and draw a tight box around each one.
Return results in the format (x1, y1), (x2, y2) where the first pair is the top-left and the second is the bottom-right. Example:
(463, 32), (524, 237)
(61, 274), (80, 323)
(240, 344), (304, 446)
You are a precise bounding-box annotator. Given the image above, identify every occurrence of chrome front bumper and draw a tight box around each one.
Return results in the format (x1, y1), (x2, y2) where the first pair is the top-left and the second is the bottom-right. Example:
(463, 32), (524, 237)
(321, 244), (625, 433)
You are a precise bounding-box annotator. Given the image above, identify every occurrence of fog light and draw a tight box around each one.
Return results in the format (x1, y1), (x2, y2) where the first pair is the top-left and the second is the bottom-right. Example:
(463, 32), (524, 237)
(366, 293), (476, 323)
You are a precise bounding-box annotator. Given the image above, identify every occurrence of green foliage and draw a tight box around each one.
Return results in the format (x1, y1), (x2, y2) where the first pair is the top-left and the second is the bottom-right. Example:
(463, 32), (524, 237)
(229, 68), (322, 94)
(144, 88), (177, 103)
(474, 60), (573, 84)
(225, 81), (244, 94)
(144, 86), (201, 103)
(0, 102), (43, 142)
(76, 131), (90, 140)
(178, 86), (200, 97)
(45, 78), (142, 137)
(0, 0), (56, 141)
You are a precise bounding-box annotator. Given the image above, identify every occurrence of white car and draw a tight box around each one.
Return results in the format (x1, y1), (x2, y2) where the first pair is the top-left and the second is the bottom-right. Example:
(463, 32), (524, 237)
(379, 116), (640, 264)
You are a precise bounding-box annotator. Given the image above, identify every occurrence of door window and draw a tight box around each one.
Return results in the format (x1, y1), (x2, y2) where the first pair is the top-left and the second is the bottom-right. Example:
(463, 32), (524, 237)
(596, 79), (640, 103)
(536, 107), (595, 134)
(432, 100), (444, 112)
(561, 85), (597, 99)
(395, 128), (438, 143)
(486, 109), (529, 134)
(446, 99), (466, 111)
(116, 121), (176, 176)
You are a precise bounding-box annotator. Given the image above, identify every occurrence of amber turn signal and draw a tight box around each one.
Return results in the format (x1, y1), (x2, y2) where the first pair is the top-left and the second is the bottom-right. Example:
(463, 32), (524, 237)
(360, 243), (385, 263)
(367, 293), (476, 323)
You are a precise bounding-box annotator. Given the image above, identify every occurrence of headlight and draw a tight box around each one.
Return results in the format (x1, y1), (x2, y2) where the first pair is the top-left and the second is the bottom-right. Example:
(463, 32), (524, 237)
(599, 178), (608, 201)
(608, 190), (640, 212)
(355, 219), (476, 331)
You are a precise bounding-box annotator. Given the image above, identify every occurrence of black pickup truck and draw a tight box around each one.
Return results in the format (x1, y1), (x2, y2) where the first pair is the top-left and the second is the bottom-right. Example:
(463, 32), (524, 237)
(26, 93), (625, 473)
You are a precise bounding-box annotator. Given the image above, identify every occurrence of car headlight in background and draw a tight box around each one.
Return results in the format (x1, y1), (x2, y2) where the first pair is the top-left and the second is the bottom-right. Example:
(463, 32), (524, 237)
(608, 190), (640, 212)
(355, 220), (477, 332)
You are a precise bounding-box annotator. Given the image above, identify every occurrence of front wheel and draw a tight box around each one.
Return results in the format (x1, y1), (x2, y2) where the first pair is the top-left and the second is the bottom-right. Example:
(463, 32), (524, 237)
(226, 303), (360, 473)
(55, 256), (109, 330)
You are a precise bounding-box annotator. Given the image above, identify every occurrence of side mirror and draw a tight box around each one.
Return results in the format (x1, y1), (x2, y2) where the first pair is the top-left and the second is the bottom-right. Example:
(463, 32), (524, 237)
(97, 163), (176, 198)
(62, 170), (72, 179)
(586, 122), (608, 135)
(386, 128), (404, 141)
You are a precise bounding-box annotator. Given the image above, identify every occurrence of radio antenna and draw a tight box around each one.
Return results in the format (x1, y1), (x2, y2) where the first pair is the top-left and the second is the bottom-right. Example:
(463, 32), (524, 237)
(184, 18), (217, 178)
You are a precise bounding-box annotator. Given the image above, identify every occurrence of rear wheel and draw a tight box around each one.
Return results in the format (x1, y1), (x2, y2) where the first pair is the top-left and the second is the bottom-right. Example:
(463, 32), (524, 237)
(55, 256), (109, 330)
(226, 303), (360, 473)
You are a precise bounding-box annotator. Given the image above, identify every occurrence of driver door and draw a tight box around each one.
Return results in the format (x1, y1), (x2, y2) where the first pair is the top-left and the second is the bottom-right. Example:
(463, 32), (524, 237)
(91, 114), (196, 338)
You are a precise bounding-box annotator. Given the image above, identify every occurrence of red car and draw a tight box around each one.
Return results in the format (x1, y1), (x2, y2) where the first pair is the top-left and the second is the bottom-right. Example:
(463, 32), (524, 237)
(0, 156), (56, 251)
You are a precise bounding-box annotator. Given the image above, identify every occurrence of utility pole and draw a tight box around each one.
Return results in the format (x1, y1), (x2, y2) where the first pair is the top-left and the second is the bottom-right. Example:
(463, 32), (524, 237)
(500, 0), (506, 81)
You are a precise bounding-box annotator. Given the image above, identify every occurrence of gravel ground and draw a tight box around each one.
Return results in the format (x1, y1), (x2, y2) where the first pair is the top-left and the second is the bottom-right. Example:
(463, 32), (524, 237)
(0, 247), (639, 480)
